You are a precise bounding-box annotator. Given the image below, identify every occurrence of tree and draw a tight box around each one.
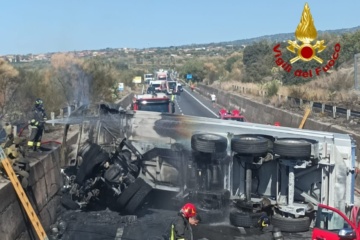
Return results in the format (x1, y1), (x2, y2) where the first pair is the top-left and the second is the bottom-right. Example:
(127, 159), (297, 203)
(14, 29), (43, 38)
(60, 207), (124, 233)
(0, 59), (19, 113)
(179, 60), (205, 82)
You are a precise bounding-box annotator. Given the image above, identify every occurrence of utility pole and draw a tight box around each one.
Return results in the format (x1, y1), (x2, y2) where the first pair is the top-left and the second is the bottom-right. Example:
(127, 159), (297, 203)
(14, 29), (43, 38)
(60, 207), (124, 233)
(355, 53), (360, 90)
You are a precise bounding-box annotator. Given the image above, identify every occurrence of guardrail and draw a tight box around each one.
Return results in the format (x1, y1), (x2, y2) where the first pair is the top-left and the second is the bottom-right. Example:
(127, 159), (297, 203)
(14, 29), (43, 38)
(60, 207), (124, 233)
(231, 85), (358, 120)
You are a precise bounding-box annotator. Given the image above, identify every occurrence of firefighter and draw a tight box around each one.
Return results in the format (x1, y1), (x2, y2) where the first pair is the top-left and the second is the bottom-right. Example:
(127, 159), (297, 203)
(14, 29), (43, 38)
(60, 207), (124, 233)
(169, 203), (201, 240)
(27, 98), (47, 152)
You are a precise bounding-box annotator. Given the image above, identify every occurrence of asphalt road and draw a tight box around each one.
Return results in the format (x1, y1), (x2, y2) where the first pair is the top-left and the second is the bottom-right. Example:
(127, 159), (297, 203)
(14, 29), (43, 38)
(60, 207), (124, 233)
(174, 86), (220, 118)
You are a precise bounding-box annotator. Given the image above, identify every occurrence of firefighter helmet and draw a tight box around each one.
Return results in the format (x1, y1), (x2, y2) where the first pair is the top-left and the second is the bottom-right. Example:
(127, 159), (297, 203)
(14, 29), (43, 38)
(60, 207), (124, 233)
(35, 98), (43, 106)
(181, 203), (197, 218)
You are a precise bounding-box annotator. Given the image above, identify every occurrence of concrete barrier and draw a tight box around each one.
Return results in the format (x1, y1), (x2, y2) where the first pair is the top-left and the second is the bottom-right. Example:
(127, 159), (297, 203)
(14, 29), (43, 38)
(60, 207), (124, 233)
(0, 93), (135, 240)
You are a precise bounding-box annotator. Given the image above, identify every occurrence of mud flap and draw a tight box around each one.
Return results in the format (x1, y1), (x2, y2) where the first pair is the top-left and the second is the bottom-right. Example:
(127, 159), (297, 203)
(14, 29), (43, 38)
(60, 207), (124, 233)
(123, 180), (152, 214)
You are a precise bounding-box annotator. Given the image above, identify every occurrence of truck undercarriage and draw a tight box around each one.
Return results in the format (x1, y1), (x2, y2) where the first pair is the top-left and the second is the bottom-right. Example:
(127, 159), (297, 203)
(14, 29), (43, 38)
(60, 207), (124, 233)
(58, 102), (357, 233)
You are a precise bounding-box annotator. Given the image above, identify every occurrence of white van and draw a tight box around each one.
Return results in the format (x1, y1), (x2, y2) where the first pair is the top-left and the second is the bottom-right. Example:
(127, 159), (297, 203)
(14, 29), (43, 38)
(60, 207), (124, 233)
(150, 80), (166, 92)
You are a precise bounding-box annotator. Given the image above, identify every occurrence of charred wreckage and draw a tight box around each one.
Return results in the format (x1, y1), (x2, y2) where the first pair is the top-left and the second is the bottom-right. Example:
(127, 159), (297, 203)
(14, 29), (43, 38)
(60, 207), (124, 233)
(56, 102), (357, 233)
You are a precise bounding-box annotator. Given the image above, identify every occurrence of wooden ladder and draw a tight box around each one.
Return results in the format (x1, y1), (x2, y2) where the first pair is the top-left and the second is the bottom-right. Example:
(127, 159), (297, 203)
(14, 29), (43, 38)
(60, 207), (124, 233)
(0, 146), (48, 240)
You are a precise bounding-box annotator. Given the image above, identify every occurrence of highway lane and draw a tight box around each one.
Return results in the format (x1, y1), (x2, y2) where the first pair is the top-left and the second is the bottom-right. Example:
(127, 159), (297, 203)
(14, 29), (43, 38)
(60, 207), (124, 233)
(174, 85), (221, 118)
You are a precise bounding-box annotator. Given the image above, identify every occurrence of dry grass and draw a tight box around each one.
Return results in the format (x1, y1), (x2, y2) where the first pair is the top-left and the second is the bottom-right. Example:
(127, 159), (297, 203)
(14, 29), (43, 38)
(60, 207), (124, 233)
(217, 67), (358, 107)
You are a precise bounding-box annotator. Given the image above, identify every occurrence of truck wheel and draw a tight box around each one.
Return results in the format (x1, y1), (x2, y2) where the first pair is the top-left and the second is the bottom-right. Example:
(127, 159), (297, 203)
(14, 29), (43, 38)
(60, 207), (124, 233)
(197, 207), (225, 224)
(124, 180), (152, 214)
(191, 133), (227, 153)
(271, 214), (310, 232)
(255, 135), (275, 153)
(117, 178), (147, 208)
(273, 138), (315, 159)
(231, 135), (268, 156)
(229, 210), (264, 228)
(61, 196), (80, 210)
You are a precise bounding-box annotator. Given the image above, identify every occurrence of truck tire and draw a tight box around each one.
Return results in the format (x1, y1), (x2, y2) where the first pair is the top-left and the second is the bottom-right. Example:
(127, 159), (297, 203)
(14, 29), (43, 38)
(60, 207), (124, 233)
(117, 178), (147, 208)
(273, 138), (315, 159)
(255, 135), (275, 153)
(124, 181), (152, 214)
(231, 135), (268, 156)
(191, 133), (227, 153)
(61, 196), (80, 210)
(229, 210), (264, 228)
(197, 207), (225, 224)
(271, 214), (310, 232)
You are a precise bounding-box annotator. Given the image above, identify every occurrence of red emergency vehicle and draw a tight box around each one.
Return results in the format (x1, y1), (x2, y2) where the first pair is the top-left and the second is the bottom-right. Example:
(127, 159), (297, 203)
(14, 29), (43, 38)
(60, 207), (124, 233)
(131, 93), (175, 113)
(218, 108), (246, 122)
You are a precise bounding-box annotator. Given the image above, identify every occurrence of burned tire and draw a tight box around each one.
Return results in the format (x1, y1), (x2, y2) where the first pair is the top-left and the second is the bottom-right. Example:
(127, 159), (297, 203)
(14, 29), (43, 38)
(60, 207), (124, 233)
(75, 147), (110, 185)
(117, 178), (147, 208)
(274, 138), (315, 159)
(197, 207), (225, 224)
(271, 214), (310, 232)
(191, 133), (227, 153)
(229, 210), (264, 228)
(61, 196), (80, 210)
(231, 135), (268, 156)
(124, 180), (152, 214)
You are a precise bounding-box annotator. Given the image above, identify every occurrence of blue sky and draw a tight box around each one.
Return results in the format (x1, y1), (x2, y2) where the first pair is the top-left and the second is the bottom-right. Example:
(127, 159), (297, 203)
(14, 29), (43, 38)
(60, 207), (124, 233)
(0, 0), (359, 55)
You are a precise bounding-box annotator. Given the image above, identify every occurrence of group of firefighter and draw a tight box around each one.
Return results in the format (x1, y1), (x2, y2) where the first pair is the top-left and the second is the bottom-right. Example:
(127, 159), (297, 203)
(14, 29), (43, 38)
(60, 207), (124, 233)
(0, 98), (47, 189)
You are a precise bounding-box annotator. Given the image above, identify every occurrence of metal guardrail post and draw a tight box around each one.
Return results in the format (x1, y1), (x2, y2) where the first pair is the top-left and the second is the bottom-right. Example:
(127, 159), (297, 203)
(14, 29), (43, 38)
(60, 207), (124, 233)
(355, 53), (359, 90)
(310, 101), (313, 110)
(60, 109), (64, 118)
(322, 104), (325, 114)
(51, 112), (55, 126)
(67, 106), (71, 117)
(333, 106), (337, 118)
(299, 99), (303, 108)
(13, 125), (17, 137)
(347, 109), (351, 120)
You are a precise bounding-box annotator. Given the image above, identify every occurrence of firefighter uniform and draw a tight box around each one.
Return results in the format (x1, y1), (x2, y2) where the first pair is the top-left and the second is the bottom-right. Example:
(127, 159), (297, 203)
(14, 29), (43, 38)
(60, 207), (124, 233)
(27, 98), (47, 152)
(170, 213), (193, 240)
(169, 203), (200, 240)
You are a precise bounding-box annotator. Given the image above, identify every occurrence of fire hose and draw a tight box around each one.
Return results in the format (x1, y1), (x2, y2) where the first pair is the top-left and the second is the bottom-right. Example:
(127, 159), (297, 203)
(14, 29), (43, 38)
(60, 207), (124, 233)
(18, 124), (62, 145)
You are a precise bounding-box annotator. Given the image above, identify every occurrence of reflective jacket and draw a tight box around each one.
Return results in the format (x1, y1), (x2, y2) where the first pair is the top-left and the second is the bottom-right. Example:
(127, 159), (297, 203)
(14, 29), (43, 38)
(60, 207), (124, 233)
(170, 213), (193, 240)
(30, 107), (47, 128)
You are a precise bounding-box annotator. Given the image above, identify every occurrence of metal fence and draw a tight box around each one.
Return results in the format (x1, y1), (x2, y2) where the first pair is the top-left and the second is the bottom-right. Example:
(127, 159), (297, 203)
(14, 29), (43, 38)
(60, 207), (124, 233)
(355, 53), (360, 90)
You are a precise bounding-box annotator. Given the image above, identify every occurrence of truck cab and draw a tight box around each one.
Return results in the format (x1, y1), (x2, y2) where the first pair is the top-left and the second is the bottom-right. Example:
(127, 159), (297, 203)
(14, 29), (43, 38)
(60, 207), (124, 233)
(131, 92), (175, 113)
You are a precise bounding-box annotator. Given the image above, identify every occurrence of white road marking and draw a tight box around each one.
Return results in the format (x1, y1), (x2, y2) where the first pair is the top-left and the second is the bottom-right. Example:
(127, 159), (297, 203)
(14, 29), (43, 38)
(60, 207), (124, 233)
(183, 88), (218, 117)
(238, 227), (246, 234)
(115, 227), (124, 240)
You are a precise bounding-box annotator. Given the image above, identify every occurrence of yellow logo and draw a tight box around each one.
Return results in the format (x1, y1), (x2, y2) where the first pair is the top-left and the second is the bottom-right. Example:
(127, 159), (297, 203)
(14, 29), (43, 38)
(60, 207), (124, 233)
(273, 2), (341, 78)
(287, 3), (326, 64)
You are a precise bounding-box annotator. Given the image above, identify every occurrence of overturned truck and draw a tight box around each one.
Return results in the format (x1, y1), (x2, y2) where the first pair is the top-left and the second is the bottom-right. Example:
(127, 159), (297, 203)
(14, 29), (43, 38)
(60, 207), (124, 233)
(58, 103), (357, 233)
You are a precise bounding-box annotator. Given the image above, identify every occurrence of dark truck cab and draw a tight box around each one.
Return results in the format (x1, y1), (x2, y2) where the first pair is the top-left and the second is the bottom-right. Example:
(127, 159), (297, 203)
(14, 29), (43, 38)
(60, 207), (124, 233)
(131, 93), (175, 113)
